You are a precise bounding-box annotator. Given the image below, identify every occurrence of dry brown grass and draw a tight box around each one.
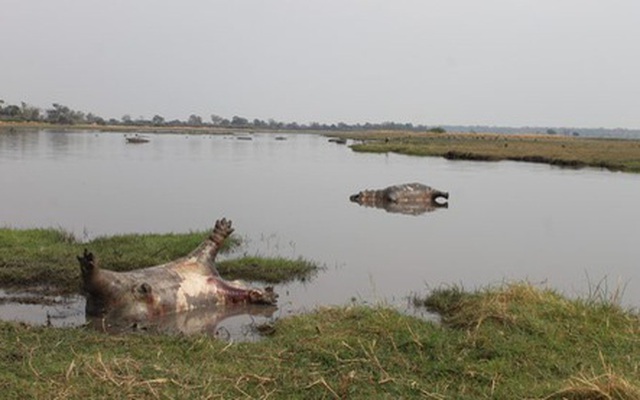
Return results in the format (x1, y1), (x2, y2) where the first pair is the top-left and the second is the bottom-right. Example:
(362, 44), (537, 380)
(547, 371), (640, 400)
(347, 132), (640, 172)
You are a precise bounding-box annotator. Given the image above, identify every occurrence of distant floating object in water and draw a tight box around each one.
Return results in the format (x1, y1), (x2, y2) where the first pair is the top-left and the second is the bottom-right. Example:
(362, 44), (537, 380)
(125, 135), (150, 144)
(328, 138), (347, 144)
(236, 136), (253, 141)
(275, 136), (287, 141)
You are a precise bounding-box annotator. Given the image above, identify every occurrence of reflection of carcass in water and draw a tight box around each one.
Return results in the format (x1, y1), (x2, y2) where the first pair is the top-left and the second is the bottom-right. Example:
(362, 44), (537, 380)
(77, 218), (277, 333)
(86, 302), (278, 336)
(349, 182), (449, 215)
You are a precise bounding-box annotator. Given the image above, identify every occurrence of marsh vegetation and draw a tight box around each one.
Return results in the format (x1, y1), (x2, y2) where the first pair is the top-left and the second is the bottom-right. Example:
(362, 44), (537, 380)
(1, 283), (638, 398)
(345, 132), (640, 172)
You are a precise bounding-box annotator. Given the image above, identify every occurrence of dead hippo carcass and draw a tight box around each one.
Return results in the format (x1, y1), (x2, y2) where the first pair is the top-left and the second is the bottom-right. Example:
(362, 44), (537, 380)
(77, 218), (277, 324)
(349, 183), (449, 215)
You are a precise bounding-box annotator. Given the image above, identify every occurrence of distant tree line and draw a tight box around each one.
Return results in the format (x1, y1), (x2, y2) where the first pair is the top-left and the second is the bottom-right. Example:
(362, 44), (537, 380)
(0, 98), (445, 132)
(0, 100), (107, 126)
(5, 98), (640, 138)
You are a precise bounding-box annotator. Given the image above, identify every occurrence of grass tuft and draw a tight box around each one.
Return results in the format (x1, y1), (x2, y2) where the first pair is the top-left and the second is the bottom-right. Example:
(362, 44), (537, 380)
(548, 372), (640, 400)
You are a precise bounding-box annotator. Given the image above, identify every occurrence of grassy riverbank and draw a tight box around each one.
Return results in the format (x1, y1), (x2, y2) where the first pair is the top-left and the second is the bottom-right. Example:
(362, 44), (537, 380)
(0, 227), (319, 296)
(343, 131), (640, 172)
(1, 282), (638, 398)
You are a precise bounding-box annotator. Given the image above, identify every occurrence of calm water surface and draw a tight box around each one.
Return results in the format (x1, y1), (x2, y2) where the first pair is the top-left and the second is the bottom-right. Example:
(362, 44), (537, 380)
(1, 130), (639, 331)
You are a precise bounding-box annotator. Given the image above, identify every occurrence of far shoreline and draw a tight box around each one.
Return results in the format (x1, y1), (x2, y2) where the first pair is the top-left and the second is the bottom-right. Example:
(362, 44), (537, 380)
(3, 121), (640, 173)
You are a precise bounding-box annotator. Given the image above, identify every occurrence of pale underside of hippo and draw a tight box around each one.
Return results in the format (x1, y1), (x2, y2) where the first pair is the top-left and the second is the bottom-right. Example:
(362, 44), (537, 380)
(350, 182), (449, 215)
(77, 218), (277, 327)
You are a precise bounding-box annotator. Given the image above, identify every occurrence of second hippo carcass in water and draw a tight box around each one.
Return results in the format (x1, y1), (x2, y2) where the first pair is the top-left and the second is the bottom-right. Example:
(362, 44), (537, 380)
(349, 182), (449, 215)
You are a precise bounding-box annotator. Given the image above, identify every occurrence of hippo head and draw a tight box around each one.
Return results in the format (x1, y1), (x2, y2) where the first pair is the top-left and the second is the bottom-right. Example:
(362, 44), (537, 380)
(78, 250), (160, 320)
(87, 279), (161, 321)
(430, 190), (449, 204)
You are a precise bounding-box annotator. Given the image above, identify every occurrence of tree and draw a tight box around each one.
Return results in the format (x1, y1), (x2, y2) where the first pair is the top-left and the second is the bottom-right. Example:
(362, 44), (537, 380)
(231, 115), (249, 127)
(286, 121), (300, 130)
(210, 114), (223, 126)
(121, 114), (133, 124)
(21, 102), (41, 121)
(187, 114), (203, 126)
(85, 112), (105, 125)
(46, 103), (75, 124)
(268, 119), (283, 129)
(253, 118), (267, 128)
(2, 104), (21, 117)
(152, 115), (165, 126)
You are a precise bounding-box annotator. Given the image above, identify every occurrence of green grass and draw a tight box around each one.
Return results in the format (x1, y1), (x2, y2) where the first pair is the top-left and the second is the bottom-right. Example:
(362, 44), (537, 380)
(0, 227), (318, 295)
(1, 282), (638, 398)
(344, 132), (640, 172)
(218, 256), (322, 284)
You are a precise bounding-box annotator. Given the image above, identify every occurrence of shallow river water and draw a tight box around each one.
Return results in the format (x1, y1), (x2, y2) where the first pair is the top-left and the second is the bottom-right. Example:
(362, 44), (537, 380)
(1, 130), (639, 336)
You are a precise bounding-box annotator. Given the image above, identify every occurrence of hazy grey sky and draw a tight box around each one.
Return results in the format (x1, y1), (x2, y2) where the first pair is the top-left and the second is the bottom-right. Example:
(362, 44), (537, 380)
(1, 0), (639, 128)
